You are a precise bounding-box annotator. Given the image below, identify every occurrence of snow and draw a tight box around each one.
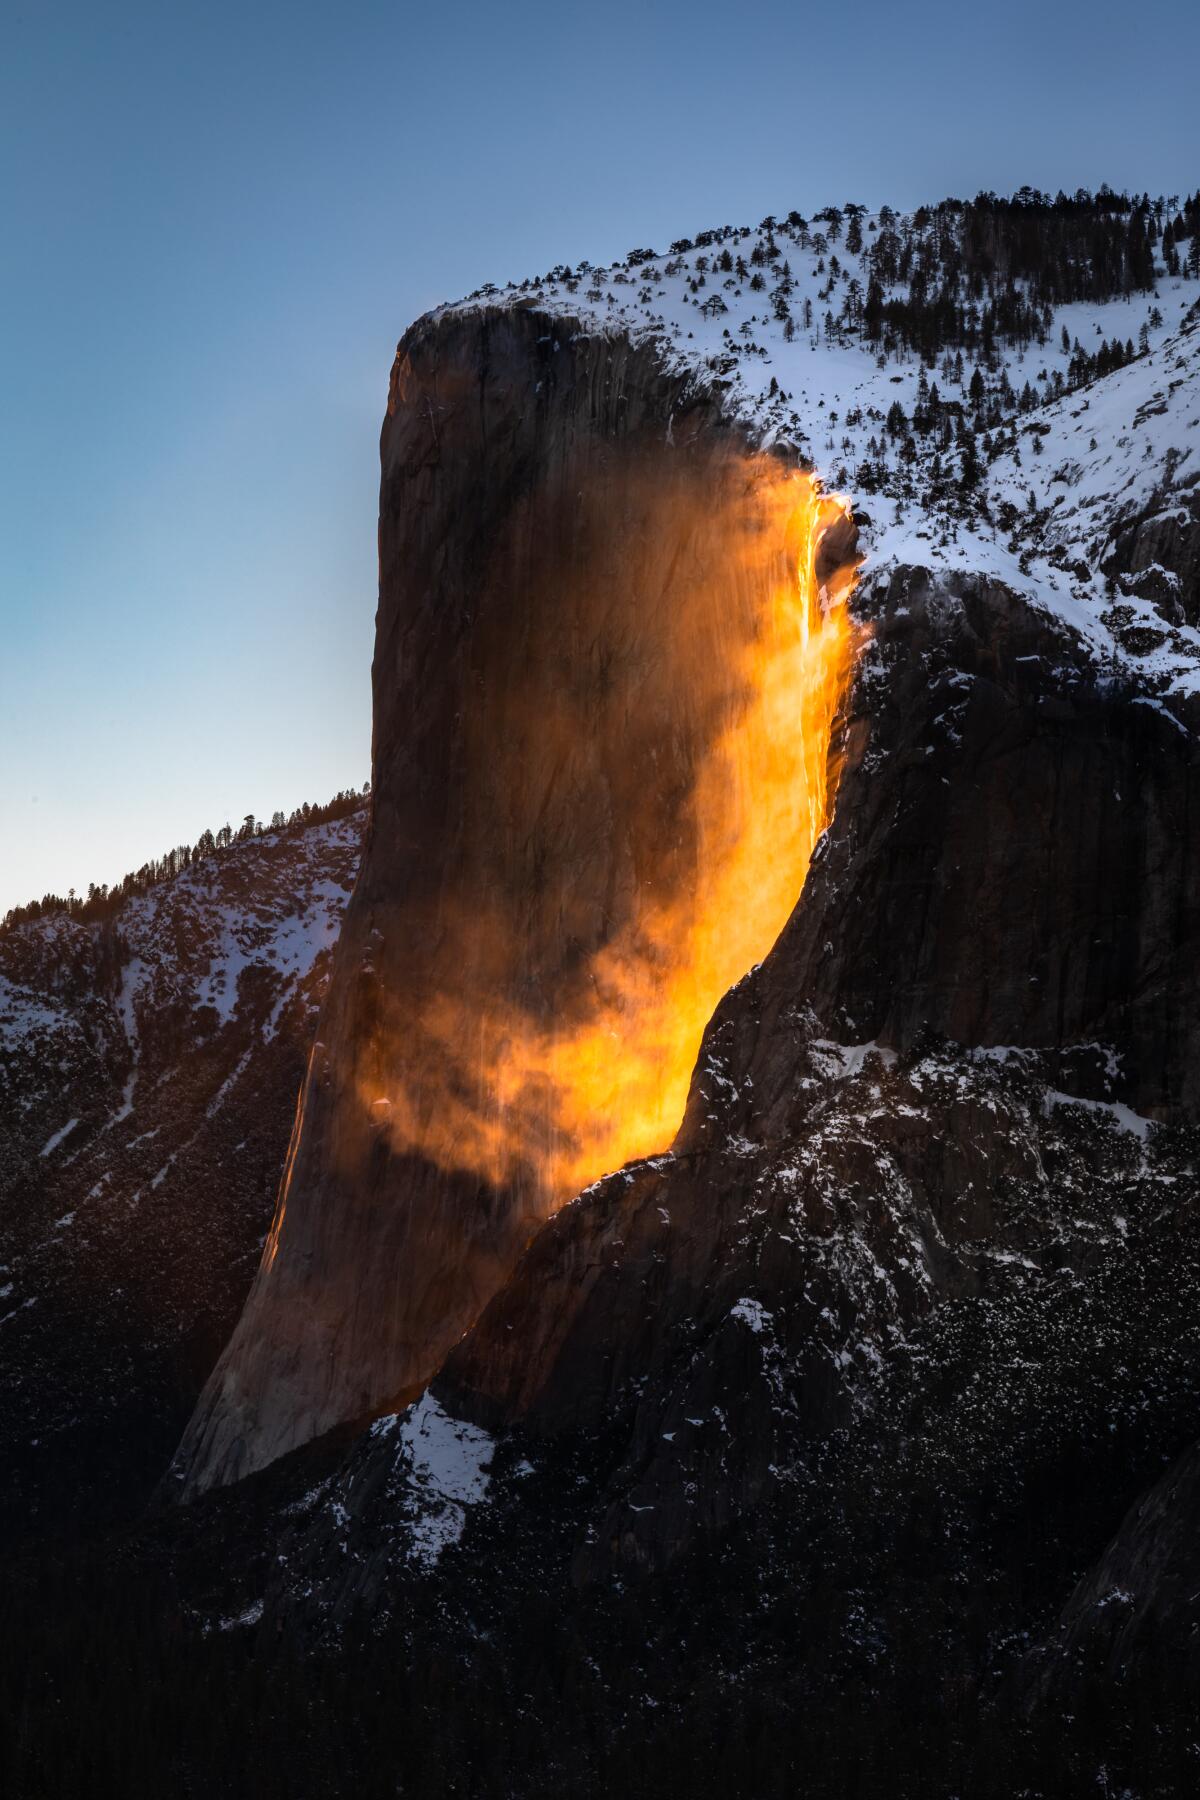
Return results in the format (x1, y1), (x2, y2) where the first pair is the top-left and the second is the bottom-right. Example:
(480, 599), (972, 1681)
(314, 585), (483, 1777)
(111, 1071), (137, 1125)
(114, 956), (146, 1046)
(969, 1045), (1044, 1068)
(39, 1117), (79, 1158)
(195, 921), (258, 1022)
(1043, 1089), (1155, 1142)
(1130, 695), (1191, 735)
(811, 1039), (898, 1079)
(0, 977), (70, 1049)
(111, 955), (148, 1122)
(0, 807), (363, 1265)
(730, 1297), (772, 1334)
(259, 879), (349, 1040)
(193, 867), (350, 1033)
(393, 1392), (495, 1568)
(216, 1599), (264, 1632)
(205, 1049), (253, 1120)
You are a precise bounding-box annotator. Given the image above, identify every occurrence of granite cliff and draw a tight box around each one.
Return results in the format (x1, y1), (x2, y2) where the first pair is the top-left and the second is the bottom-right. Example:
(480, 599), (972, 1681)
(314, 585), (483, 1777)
(171, 306), (858, 1498)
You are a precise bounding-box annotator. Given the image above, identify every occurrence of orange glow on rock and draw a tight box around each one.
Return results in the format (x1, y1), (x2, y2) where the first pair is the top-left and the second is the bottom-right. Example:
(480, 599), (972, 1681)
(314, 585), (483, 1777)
(360, 462), (859, 1212)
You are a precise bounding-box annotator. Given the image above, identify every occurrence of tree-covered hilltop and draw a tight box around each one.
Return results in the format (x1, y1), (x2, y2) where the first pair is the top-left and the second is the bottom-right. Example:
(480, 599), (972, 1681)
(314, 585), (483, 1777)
(2, 784), (369, 938)
(460, 185), (1200, 516)
(504, 186), (1199, 357)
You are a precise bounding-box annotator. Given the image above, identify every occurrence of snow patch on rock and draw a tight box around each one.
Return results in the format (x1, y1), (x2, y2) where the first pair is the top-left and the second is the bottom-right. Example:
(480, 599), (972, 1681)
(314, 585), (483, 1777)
(393, 1393), (495, 1568)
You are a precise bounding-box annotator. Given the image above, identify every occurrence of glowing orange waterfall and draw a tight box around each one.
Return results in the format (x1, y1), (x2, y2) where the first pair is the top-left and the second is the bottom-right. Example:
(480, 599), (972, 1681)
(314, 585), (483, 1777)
(361, 462), (859, 1208)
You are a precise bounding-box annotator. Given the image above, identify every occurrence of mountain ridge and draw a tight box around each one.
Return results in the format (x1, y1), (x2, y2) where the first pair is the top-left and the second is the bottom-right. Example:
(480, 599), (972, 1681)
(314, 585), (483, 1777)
(0, 804), (365, 1540)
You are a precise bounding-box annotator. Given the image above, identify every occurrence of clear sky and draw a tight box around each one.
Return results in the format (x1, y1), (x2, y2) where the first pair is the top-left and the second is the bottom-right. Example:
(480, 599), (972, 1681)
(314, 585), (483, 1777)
(2, 0), (1197, 914)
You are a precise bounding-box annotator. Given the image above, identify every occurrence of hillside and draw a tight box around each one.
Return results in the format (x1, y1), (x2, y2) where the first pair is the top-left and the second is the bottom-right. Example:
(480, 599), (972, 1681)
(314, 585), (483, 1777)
(0, 805), (365, 1539)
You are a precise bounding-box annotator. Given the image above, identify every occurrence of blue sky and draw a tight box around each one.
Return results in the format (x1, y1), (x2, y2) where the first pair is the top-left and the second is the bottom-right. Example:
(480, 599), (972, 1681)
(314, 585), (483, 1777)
(2, 0), (1197, 913)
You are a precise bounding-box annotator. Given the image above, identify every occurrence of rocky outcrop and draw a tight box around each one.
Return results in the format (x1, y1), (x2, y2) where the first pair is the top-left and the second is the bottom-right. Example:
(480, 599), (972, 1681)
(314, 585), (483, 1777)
(170, 307), (843, 1499)
(1103, 455), (1200, 625)
(231, 544), (1200, 1789)
(220, 556), (1200, 1604)
(172, 298), (1200, 1527)
(9, 260), (1200, 1800)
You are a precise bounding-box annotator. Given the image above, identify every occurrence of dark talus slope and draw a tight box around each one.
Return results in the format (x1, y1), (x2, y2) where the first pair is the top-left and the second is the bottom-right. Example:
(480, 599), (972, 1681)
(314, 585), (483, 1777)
(171, 307), (850, 1500)
(0, 813), (362, 1541)
(266, 1050), (1200, 1788)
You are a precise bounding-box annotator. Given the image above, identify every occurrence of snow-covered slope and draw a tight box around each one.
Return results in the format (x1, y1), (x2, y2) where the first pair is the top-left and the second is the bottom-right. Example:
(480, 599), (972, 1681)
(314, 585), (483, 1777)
(442, 196), (1200, 692)
(988, 313), (1200, 692)
(1, 817), (360, 1159)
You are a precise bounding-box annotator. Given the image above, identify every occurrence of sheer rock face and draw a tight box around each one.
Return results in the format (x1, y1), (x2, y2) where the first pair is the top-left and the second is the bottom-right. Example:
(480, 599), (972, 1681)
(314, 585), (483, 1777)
(170, 308), (786, 1499)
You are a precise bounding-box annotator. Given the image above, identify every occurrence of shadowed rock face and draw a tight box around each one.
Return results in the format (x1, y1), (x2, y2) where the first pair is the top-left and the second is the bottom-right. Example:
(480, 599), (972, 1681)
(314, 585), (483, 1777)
(170, 309), (840, 1499)
(243, 553), (1200, 1800)
(252, 452), (1200, 1782)
(714, 564), (1200, 1122)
